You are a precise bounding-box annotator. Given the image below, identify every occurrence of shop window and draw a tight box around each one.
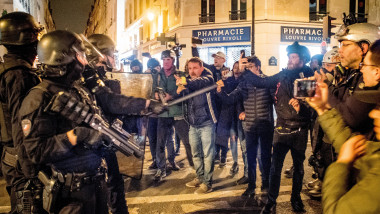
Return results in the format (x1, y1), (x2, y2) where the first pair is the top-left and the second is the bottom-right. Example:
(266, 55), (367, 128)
(197, 45), (251, 68)
(199, 0), (215, 23)
(350, 0), (367, 23)
(309, 0), (328, 22)
(230, 0), (247, 21)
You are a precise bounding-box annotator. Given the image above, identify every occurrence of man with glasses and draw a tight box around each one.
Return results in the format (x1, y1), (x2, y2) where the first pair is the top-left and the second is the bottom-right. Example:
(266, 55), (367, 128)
(327, 23), (379, 136)
(305, 39), (380, 214)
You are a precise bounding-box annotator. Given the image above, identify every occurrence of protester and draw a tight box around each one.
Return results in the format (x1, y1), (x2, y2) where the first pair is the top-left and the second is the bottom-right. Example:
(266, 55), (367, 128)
(217, 56), (274, 198)
(178, 57), (217, 194)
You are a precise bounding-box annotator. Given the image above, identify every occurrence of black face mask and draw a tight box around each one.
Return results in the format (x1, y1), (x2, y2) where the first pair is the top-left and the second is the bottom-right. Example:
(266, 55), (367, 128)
(5, 41), (38, 64)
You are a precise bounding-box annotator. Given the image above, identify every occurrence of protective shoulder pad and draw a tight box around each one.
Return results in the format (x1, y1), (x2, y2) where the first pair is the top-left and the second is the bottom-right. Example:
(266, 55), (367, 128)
(0, 58), (31, 76)
(19, 83), (51, 117)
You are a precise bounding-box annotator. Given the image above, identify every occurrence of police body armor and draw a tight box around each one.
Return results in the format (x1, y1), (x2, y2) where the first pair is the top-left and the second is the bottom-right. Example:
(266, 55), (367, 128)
(0, 58), (45, 214)
(0, 59), (32, 145)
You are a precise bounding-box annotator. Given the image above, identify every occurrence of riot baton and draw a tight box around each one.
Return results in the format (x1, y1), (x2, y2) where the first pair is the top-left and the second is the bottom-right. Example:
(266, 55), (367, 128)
(167, 84), (218, 107)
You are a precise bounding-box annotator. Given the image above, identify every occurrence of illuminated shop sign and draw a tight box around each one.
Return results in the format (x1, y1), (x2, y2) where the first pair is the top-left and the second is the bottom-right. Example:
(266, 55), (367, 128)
(192, 27), (251, 44)
(281, 26), (323, 43)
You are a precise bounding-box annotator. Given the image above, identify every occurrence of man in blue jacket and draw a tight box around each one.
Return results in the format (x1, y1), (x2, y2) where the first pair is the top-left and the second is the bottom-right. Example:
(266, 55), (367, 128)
(177, 57), (217, 194)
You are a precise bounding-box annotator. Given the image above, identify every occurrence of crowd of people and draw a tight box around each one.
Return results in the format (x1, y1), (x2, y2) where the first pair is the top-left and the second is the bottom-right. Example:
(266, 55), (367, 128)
(1, 10), (380, 214)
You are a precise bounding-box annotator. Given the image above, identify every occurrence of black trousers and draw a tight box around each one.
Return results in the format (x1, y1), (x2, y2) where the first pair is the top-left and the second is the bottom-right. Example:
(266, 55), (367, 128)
(56, 180), (108, 214)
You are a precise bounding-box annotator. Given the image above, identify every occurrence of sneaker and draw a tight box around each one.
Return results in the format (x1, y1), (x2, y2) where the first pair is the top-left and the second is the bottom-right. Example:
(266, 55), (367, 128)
(229, 162), (239, 175)
(154, 169), (166, 181)
(186, 178), (202, 188)
(148, 161), (158, 170)
(284, 166), (294, 178)
(307, 178), (321, 190)
(260, 200), (276, 214)
(236, 176), (249, 185)
(290, 196), (305, 212)
(168, 161), (180, 171)
(219, 161), (226, 168)
(194, 183), (212, 194)
(241, 187), (255, 198)
(308, 184), (322, 198)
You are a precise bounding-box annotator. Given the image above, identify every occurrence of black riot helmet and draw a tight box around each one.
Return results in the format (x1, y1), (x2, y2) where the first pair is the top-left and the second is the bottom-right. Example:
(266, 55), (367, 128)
(0, 12), (43, 45)
(286, 41), (311, 64)
(37, 30), (87, 78)
(87, 34), (115, 57)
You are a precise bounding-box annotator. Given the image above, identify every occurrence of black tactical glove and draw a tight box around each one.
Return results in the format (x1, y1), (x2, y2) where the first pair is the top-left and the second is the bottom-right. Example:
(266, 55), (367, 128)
(147, 100), (167, 115)
(82, 66), (106, 92)
(74, 126), (111, 149)
(46, 91), (91, 124)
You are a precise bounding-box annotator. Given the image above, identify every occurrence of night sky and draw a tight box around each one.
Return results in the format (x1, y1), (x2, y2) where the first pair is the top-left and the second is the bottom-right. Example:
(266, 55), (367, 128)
(50, 0), (93, 33)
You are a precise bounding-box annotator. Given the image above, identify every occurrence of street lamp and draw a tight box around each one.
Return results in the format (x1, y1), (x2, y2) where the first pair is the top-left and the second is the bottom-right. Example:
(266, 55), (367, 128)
(147, 12), (155, 21)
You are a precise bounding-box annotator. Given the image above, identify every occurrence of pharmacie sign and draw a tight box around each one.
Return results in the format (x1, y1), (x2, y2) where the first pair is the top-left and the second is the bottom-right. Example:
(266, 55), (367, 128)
(281, 26), (323, 43)
(193, 27), (251, 44)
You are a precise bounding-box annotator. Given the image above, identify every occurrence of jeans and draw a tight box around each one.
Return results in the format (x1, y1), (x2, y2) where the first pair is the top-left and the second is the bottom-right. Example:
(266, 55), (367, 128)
(174, 119), (193, 166)
(238, 120), (248, 177)
(245, 122), (273, 190)
(156, 118), (176, 170)
(148, 118), (158, 163)
(189, 123), (216, 187)
(230, 126), (238, 163)
(268, 128), (308, 203)
(215, 144), (228, 162)
(175, 133), (180, 153)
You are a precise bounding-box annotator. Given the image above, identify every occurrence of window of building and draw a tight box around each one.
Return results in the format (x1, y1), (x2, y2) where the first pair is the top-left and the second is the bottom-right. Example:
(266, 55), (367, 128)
(134, 0), (137, 20)
(350, 0), (367, 23)
(125, 3), (129, 27)
(146, 0), (150, 8)
(200, 0), (215, 23)
(198, 45), (251, 68)
(140, 0), (143, 16)
(129, 4), (132, 24)
(163, 9), (168, 32)
(309, 0), (327, 22)
(230, 0), (247, 21)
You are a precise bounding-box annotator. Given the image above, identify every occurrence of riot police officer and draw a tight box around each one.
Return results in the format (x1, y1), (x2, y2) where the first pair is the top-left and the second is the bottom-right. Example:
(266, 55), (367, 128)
(84, 33), (128, 213)
(84, 33), (121, 94)
(19, 30), (165, 213)
(0, 12), (43, 213)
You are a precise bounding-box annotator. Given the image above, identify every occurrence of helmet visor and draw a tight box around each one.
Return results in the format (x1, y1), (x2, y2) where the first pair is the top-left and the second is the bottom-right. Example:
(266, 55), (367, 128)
(79, 34), (105, 64)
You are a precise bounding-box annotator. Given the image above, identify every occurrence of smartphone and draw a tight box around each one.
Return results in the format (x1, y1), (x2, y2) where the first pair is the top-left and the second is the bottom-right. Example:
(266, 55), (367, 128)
(293, 79), (317, 98)
(240, 50), (246, 58)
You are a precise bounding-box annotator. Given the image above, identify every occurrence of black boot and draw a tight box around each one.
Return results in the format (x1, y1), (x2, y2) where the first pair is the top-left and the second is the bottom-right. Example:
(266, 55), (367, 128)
(290, 196), (305, 212)
(260, 200), (276, 214)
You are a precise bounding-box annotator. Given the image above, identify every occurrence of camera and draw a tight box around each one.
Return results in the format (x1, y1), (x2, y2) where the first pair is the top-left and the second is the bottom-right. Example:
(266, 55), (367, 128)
(192, 37), (203, 45)
(293, 79), (317, 98)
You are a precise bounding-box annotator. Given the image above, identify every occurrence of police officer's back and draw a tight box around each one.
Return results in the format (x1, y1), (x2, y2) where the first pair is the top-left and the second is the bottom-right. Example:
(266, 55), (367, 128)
(0, 12), (43, 213)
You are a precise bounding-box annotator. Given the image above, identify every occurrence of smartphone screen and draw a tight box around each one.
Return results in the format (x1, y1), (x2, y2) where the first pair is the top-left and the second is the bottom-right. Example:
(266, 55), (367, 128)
(293, 79), (317, 98)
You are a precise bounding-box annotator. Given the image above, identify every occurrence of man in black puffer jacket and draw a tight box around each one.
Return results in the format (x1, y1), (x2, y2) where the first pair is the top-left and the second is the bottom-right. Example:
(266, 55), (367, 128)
(241, 42), (314, 213)
(217, 56), (274, 199)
